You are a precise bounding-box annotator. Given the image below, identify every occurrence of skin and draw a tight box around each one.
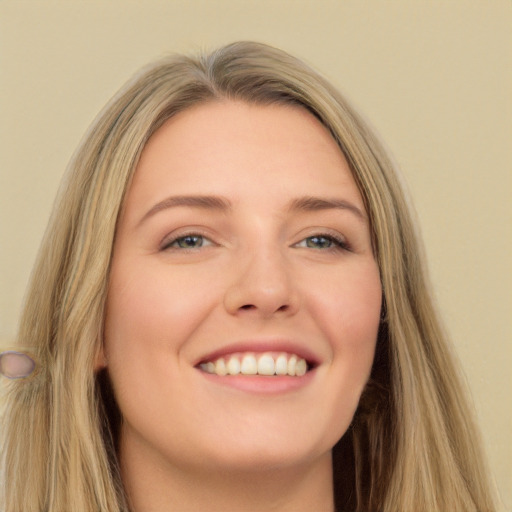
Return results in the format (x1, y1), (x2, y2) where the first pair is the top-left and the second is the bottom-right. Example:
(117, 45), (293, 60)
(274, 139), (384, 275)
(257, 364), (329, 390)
(102, 101), (382, 511)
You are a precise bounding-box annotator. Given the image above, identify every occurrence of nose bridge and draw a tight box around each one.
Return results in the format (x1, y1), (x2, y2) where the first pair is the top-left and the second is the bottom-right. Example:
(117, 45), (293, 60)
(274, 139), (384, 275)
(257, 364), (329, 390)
(224, 239), (297, 316)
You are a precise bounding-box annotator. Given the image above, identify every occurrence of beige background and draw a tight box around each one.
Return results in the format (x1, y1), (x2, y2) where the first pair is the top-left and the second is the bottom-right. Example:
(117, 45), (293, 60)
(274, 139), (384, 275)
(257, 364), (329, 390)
(1, 1), (510, 509)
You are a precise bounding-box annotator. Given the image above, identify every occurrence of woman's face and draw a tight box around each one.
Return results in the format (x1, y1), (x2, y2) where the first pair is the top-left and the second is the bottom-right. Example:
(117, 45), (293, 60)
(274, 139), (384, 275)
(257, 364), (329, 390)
(104, 101), (382, 473)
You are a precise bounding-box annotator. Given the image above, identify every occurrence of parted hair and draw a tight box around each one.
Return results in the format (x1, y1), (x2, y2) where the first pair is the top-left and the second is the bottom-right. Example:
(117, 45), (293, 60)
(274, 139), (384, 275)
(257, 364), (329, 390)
(0, 41), (496, 511)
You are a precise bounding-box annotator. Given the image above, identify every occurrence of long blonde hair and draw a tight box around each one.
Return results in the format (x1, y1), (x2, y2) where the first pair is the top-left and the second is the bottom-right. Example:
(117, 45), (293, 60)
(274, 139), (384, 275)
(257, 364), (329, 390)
(1, 41), (496, 511)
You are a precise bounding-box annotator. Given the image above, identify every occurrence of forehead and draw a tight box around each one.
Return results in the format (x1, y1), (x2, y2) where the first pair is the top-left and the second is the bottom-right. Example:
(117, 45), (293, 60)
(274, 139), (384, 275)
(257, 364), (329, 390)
(124, 100), (364, 216)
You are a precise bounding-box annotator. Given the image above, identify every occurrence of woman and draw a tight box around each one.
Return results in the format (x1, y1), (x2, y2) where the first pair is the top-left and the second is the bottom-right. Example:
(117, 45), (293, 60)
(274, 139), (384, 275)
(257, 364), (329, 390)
(0, 41), (496, 511)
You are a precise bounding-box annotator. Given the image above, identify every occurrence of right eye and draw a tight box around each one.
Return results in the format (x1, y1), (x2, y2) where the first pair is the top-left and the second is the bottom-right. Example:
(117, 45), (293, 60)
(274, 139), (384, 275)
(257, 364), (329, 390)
(162, 234), (213, 250)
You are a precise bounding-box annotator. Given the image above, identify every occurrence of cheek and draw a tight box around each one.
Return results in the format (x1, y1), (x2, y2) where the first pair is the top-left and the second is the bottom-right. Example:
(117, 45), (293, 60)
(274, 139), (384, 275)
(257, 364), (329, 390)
(305, 262), (382, 418)
(308, 261), (382, 350)
(105, 260), (213, 347)
(102, 260), (220, 402)
(102, 261), (221, 436)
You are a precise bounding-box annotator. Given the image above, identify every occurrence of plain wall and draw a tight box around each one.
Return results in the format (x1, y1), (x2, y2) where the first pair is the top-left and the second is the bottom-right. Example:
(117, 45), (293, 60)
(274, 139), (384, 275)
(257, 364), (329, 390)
(1, 1), (510, 509)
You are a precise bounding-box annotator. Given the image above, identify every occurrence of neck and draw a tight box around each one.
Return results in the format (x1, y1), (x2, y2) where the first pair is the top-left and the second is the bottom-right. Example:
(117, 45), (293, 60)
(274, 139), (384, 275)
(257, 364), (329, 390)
(120, 442), (335, 512)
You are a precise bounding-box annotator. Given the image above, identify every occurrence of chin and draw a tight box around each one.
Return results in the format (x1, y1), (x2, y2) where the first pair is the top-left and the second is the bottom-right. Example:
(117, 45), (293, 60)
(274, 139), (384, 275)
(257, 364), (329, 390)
(188, 425), (340, 474)
(200, 446), (328, 474)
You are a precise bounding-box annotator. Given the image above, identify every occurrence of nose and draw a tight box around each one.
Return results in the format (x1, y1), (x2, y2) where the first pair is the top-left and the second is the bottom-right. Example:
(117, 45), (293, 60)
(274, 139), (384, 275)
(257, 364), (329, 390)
(223, 247), (299, 318)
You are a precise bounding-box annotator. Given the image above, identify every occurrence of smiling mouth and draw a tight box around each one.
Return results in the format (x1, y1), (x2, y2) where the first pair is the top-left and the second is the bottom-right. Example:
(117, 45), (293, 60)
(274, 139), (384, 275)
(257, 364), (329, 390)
(198, 352), (312, 377)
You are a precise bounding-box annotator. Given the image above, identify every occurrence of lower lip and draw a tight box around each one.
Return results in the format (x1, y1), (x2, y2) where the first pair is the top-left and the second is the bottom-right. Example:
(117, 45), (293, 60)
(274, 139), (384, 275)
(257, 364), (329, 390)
(197, 368), (316, 394)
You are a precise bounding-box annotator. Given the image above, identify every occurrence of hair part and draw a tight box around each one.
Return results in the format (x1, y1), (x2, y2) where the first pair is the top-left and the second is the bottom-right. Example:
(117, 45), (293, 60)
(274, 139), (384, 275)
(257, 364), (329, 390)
(1, 41), (497, 511)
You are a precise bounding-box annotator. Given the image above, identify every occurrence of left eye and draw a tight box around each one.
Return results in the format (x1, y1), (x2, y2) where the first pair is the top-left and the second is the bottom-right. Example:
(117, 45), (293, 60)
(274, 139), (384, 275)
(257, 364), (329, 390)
(163, 234), (212, 250)
(295, 235), (347, 250)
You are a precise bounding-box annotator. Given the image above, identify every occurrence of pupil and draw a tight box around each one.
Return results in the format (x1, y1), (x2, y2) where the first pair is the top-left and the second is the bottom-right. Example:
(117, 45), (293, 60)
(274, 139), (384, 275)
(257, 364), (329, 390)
(180, 236), (201, 248)
(308, 236), (330, 248)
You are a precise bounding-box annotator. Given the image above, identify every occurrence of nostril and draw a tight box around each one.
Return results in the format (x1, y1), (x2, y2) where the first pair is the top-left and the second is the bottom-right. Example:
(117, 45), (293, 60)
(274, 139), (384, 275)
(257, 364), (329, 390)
(239, 304), (290, 313)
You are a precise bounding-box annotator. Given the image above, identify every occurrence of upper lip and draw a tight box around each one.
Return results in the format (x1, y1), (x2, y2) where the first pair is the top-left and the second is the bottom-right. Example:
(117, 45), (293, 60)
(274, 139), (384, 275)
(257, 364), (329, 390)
(194, 339), (322, 367)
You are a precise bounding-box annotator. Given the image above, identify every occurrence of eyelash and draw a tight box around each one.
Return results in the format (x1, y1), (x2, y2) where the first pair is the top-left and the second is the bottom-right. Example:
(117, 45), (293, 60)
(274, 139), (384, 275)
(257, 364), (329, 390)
(161, 232), (350, 253)
(294, 233), (351, 252)
(161, 233), (213, 251)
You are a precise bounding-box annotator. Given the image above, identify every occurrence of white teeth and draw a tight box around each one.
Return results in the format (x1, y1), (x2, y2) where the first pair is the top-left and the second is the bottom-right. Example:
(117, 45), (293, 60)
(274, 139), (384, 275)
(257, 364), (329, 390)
(240, 354), (257, 375)
(257, 354), (275, 376)
(275, 354), (288, 375)
(215, 358), (227, 376)
(287, 355), (297, 376)
(200, 352), (309, 377)
(227, 356), (241, 375)
(295, 358), (307, 377)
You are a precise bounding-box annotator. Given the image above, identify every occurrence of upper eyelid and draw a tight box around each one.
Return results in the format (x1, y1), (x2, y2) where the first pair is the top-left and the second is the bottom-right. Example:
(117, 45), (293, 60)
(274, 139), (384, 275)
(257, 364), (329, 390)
(294, 228), (348, 242)
(294, 233), (350, 248)
(160, 230), (215, 250)
(158, 226), (351, 248)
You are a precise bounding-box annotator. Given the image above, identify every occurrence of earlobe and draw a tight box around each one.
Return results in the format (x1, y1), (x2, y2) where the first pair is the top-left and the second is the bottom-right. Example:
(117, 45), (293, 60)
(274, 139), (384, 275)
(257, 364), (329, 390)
(94, 343), (108, 371)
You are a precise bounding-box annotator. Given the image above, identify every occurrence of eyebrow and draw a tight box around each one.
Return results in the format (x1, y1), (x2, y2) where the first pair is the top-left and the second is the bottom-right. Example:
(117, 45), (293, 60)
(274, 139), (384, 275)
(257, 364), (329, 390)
(138, 194), (366, 226)
(288, 196), (366, 221)
(138, 195), (232, 226)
